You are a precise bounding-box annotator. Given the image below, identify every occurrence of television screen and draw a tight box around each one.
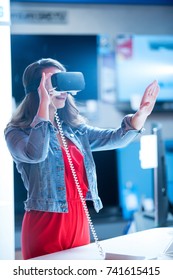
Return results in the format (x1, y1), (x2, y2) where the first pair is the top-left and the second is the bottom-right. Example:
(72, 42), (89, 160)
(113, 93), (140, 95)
(115, 34), (173, 113)
(11, 34), (98, 104)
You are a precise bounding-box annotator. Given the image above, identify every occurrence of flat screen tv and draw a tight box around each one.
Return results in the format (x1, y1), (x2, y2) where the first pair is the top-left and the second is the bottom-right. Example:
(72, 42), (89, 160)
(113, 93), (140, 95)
(115, 34), (173, 113)
(140, 123), (169, 226)
(10, 34), (98, 104)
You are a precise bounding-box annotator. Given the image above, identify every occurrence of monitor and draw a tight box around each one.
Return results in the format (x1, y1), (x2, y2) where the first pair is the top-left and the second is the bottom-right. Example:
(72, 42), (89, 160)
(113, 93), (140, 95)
(152, 123), (168, 227)
(115, 34), (173, 113)
(11, 34), (98, 104)
(140, 123), (169, 227)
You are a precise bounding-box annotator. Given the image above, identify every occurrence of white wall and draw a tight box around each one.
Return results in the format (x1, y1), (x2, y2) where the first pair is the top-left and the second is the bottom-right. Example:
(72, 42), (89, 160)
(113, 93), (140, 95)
(10, 3), (173, 35)
(0, 0), (14, 260)
(10, 2), (173, 139)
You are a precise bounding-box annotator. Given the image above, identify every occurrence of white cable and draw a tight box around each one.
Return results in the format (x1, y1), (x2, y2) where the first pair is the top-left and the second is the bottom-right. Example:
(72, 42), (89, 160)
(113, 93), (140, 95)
(54, 111), (105, 258)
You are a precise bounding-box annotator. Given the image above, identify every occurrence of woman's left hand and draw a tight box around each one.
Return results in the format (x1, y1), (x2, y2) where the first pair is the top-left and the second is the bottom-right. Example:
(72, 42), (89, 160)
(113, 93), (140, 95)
(131, 80), (160, 130)
(138, 80), (160, 117)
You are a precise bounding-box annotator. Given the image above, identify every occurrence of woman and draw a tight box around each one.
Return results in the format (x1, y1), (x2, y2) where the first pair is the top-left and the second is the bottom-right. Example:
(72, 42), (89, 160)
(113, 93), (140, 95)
(4, 58), (159, 259)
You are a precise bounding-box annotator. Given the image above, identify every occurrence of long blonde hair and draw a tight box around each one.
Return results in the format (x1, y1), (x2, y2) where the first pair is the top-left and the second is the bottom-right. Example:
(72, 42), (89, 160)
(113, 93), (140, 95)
(6, 58), (86, 128)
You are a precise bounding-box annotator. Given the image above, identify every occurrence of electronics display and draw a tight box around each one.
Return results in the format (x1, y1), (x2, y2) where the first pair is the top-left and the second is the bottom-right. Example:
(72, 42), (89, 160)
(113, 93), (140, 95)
(115, 34), (173, 113)
(152, 123), (168, 226)
(140, 123), (168, 226)
(11, 34), (98, 104)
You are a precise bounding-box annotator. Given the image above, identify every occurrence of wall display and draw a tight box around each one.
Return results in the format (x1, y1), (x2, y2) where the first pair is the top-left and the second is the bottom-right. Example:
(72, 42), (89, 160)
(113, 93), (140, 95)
(11, 34), (98, 104)
(151, 123), (168, 227)
(115, 34), (173, 113)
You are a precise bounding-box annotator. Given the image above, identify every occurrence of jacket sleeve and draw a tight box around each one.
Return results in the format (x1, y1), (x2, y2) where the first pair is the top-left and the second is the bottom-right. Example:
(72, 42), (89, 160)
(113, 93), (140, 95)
(84, 115), (145, 151)
(4, 118), (51, 163)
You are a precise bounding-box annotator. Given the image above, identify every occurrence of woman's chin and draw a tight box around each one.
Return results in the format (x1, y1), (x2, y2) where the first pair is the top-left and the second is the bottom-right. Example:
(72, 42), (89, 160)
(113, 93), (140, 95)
(50, 100), (66, 110)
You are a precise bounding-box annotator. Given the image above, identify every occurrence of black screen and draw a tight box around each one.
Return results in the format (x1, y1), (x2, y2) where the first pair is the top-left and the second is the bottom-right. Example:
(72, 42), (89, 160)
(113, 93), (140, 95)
(11, 34), (98, 104)
(152, 123), (168, 226)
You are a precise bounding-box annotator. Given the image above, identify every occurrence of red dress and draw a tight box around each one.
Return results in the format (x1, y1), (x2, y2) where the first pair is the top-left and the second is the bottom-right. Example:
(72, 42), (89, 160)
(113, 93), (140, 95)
(21, 141), (90, 259)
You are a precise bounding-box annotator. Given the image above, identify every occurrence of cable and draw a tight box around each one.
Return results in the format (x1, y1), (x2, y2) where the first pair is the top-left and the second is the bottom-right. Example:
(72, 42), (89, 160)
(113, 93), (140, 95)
(54, 111), (105, 259)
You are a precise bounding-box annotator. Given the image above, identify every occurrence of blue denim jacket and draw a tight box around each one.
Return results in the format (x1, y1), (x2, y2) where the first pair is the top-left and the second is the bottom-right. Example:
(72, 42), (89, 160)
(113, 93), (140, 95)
(4, 115), (142, 213)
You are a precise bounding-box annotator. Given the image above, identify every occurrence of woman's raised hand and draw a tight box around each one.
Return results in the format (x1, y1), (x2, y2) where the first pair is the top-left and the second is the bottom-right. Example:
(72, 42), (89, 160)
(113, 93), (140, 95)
(131, 80), (160, 130)
(37, 72), (52, 105)
(138, 80), (160, 117)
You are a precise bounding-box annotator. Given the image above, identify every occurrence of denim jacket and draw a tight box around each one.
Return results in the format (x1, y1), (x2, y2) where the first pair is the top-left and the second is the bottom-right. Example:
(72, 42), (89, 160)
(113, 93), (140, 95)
(4, 115), (143, 213)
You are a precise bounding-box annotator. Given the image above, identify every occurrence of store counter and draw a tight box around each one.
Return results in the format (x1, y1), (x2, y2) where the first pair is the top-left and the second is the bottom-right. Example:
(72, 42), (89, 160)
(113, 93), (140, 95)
(31, 227), (173, 260)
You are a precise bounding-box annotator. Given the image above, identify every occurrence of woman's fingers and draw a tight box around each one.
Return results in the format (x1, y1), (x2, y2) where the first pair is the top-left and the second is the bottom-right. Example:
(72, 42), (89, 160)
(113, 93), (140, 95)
(37, 72), (52, 104)
(139, 80), (160, 115)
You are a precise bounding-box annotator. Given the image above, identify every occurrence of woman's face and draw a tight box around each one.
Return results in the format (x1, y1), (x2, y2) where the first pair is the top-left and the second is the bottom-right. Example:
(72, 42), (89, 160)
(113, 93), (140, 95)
(44, 67), (68, 110)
